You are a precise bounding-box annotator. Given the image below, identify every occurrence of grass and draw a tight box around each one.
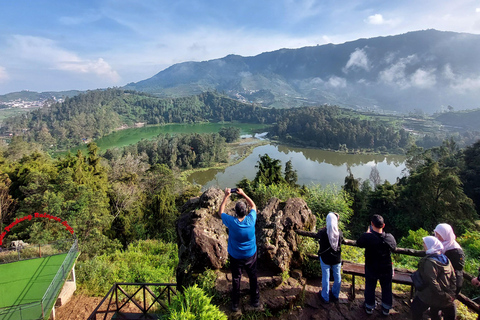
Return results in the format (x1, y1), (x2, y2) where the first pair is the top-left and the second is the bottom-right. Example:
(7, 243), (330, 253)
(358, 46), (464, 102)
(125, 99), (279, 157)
(0, 253), (67, 308)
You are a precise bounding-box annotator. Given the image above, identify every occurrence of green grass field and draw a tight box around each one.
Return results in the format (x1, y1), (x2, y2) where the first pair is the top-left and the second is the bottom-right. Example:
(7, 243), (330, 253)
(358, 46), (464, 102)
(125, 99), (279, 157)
(0, 254), (67, 309)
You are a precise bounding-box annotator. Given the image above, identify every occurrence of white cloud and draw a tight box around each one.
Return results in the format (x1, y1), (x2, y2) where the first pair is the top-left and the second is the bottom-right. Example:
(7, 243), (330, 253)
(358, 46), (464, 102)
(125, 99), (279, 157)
(364, 13), (398, 27)
(0, 66), (8, 82)
(327, 76), (347, 88)
(476, 8), (480, 13)
(410, 69), (436, 88)
(443, 64), (480, 92)
(344, 48), (370, 72)
(8, 35), (120, 82)
(378, 55), (417, 88)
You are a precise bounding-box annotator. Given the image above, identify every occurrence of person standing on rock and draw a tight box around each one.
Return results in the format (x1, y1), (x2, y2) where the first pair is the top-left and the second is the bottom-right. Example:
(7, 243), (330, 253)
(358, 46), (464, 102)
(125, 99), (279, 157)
(317, 212), (343, 304)
(218, 187), (259, 312)
(356, 214), (397, 316)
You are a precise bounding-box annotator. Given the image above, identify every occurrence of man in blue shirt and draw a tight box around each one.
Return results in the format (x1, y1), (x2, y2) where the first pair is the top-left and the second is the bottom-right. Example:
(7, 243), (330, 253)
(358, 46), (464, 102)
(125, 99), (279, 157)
(218, 187), (259, 312)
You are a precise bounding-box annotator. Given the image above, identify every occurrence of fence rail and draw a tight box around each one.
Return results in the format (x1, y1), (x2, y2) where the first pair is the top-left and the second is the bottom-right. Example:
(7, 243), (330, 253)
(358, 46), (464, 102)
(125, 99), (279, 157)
(296, 230), (480, 314)
(87, 283), (177, 320)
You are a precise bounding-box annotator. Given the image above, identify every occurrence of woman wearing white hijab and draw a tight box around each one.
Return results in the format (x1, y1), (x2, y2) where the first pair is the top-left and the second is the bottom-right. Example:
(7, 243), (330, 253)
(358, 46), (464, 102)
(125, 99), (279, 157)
(434, 223), (465, 295)
(317, 212), (342, 304)
(411, 236), (457, 320)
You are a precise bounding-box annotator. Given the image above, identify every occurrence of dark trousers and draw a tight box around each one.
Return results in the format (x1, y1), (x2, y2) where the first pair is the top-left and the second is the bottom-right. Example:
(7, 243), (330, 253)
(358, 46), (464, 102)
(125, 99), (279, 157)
(230, 251), (259, 306)
(364, 267), (393, 310)
(411, 296), (456, 320)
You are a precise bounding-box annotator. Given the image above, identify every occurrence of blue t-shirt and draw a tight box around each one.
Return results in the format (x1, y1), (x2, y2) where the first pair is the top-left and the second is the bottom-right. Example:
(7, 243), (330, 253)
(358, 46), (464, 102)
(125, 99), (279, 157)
(221, 209), (257, 259)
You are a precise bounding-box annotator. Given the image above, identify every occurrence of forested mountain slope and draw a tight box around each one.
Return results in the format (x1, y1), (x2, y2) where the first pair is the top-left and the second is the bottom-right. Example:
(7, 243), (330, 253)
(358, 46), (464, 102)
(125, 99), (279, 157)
(125, 29), (480, 114)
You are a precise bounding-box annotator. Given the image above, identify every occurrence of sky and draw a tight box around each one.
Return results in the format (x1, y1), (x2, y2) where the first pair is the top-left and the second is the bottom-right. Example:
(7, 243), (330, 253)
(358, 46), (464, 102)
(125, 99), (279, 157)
(1, 0), (480, 95)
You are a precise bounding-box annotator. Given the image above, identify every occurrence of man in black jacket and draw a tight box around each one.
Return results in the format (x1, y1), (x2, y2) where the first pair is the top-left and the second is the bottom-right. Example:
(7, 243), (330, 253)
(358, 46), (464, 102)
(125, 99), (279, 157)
(357, 214), (397, 316)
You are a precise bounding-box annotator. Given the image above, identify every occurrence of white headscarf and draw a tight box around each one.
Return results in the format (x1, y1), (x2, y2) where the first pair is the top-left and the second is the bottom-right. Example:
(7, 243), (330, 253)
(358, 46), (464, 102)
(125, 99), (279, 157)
(326, 212), (340, 252)
(423, 236), (444, 255)
(434, 223), (461, 253)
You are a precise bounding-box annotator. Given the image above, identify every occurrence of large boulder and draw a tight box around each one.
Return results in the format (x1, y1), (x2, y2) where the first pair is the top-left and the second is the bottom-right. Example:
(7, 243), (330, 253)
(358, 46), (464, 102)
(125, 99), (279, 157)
(175, 188), (316, 286)
(256, 197), (317, 273)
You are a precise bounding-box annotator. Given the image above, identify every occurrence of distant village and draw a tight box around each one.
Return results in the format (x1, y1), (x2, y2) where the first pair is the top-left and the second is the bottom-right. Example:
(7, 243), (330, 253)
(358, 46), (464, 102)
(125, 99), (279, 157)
(1, 97), (64, 109)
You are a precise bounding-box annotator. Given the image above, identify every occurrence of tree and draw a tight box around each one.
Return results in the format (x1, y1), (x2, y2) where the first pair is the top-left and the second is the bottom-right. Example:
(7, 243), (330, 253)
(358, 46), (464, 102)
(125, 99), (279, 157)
(461, 139), (480, 213)
(284, 160), (298, 187)
(0, 173), (15, 231)
(219, 127), (241, 143)
(254, 154), (285, 186)
(369, 165), (382, 187)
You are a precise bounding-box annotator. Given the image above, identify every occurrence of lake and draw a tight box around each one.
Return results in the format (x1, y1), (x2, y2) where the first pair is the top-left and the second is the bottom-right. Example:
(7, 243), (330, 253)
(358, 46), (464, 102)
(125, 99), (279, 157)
(59, 122), (270, 156)
(188, 143), (407, 190)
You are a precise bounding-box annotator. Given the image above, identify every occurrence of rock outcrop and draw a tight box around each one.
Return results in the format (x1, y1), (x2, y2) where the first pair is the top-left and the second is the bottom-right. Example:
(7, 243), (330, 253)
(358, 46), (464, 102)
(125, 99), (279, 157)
(175, 187), (317, 287)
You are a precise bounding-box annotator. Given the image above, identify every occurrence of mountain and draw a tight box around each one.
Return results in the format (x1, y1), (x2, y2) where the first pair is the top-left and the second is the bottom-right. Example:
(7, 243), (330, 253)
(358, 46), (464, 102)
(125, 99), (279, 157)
(0, 90), (81, 103)
(125, 29), (480, 114)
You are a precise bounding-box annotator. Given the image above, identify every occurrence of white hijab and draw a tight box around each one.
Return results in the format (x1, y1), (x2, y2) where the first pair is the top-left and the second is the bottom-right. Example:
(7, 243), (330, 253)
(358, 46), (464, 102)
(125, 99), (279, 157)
(434, 223), (461, 253)
(326, 212), (340, 252)
(423, 236), (444, 255)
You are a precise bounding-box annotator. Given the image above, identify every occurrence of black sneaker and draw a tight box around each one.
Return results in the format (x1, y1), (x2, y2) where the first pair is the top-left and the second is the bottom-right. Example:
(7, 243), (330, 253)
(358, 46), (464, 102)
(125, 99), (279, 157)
(318, 294), (330, 305)
(329, 292), (339, 302)
(382, 307), (390, 316)
(365, 305), (374, 315)
(231, 303), (239, 312)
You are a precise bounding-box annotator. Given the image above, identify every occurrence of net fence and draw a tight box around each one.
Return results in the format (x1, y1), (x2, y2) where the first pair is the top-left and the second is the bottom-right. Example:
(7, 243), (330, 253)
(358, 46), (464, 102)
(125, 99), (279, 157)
(0, 239), (73, 264)
(0, 238), (78, 320)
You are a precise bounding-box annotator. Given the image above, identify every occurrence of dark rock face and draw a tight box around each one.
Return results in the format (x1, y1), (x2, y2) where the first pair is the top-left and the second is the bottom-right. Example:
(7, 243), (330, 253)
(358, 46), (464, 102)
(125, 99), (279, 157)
(256, 197), (317, 273)
(175, 188), (316, 286)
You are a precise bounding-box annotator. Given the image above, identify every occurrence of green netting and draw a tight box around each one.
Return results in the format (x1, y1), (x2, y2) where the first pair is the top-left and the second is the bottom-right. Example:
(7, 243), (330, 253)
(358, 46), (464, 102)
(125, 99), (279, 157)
(0, 239), (78, 320)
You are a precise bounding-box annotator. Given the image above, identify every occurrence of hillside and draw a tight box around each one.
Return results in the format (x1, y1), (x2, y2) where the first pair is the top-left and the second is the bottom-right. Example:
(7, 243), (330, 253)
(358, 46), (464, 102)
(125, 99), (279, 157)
(125, 29), (480, 114)
(434, 109), (480, 132)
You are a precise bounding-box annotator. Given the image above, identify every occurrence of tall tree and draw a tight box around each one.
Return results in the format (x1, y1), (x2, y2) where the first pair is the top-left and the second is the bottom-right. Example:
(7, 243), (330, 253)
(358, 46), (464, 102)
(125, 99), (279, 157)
(254, 154), (285, 186)
(284, 160), (298, 187)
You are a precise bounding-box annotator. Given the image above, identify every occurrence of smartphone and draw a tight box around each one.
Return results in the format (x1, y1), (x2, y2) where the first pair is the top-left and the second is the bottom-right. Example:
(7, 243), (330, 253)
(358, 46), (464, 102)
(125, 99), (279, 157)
(230, 188), (238, 193)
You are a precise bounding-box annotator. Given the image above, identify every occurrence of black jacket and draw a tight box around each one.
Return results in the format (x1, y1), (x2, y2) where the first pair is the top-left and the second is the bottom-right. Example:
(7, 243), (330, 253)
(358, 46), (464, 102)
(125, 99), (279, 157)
(357, 230), (396, 273)
(445, 247), (465, 294)
(317, 228), (343, 265)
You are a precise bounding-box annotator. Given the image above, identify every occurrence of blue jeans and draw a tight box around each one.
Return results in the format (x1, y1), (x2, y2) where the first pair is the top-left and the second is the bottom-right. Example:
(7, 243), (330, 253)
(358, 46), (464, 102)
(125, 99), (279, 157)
(320, 257), (341, 302)
(364, 266), (392, 310)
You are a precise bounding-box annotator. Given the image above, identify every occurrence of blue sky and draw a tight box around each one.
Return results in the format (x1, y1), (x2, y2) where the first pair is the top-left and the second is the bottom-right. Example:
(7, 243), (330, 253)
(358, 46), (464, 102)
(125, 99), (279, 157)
(0, 0), (479, 94)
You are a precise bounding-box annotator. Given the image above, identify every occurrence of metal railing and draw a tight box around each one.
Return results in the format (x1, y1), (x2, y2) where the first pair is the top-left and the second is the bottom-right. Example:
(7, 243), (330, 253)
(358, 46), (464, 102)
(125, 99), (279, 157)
(87, 283), (177, 320)
(296, 230), (480, 314)
(0, 238), (78, 320)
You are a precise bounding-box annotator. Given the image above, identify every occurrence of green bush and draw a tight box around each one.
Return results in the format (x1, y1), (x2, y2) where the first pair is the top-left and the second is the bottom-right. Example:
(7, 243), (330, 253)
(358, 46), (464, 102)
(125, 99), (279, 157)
(77, 239), (178, 296)
(167, 285), (227, 320)
(303, 184), (353, 236)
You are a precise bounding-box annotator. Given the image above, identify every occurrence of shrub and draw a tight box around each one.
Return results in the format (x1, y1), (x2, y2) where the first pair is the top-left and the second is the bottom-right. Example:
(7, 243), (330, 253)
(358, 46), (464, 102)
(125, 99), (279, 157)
(167, 285), (227, 320)
(77, 239), (178, 296)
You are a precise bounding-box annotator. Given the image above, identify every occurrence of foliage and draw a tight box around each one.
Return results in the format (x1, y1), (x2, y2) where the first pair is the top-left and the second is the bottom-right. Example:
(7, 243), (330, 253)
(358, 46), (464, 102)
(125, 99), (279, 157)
(344, 140), (478, 241)
(1, 89), (280, 150)
(303, 184), (353, 234)
(269, 105), (412, 152)
(394, 229), (429, 270)
(167, 284), (227, 320)
(219, 127), (241, 143)
(461, 139), (480, 214)
(254, 154), (285, 186)
(77, 239), (178, 296)
(237, 178), (302, 209)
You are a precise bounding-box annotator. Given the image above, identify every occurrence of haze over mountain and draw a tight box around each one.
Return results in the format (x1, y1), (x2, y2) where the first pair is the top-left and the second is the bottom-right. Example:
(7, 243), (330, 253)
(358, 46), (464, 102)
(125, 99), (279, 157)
(125, 30), (480, 114)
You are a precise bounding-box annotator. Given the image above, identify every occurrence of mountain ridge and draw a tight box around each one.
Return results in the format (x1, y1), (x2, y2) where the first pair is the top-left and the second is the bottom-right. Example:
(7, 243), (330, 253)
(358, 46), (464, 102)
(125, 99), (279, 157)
(125, 29), (480, 113)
